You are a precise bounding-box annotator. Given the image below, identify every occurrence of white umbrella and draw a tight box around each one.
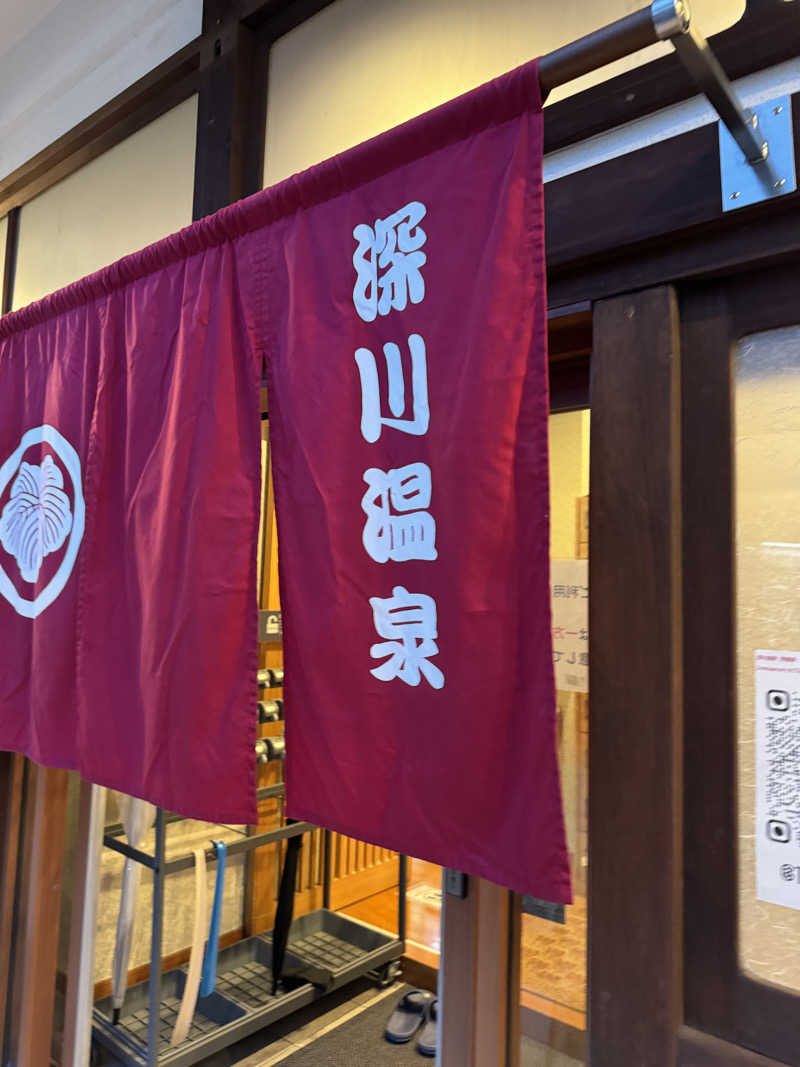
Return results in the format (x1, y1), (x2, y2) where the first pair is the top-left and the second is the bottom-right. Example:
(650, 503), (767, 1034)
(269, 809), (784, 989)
(111, 795), (156, 1024)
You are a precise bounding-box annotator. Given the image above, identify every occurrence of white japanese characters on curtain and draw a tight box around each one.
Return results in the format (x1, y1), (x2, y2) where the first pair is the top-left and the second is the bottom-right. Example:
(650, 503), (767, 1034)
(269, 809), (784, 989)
(352, 201), (444, 691)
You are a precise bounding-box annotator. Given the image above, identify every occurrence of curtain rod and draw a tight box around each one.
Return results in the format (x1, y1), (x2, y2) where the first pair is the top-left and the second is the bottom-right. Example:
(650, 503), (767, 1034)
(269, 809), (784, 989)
(538, 0), (771, 172)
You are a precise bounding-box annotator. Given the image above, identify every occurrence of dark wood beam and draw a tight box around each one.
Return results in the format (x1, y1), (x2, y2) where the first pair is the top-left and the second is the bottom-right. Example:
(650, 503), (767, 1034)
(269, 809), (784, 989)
(546, 86), (800, 307)
(589, 286), (682, 1067)
(241, 0), (336, 38)
(1, 207), (20, 315)
(193, 3), (260, 218)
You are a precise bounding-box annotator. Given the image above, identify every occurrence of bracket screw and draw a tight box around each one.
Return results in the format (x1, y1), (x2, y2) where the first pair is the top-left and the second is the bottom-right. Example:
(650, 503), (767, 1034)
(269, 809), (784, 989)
(729, 191), (741, 199)
(774, 178), (787, 189)
(774, 105), (784, 115)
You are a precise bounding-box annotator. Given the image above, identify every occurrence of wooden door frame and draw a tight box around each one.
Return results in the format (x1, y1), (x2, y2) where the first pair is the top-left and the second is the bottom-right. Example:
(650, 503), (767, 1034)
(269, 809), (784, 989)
(680, 261), (800, 1067)
(440, 284), (685, 1067)
(588, 286), (684, 1066)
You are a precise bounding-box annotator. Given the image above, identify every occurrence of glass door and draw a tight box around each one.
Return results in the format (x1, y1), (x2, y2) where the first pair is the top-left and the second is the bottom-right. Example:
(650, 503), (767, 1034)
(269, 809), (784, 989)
(519, 408), (589, 1067)
(683, 262), (800, 1065)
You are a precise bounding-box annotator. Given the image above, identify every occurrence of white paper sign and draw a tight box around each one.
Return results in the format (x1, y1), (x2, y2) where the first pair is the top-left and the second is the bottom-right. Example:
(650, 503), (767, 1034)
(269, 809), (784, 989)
(756, 650), (800, 908)
(551, 559), (588, 693)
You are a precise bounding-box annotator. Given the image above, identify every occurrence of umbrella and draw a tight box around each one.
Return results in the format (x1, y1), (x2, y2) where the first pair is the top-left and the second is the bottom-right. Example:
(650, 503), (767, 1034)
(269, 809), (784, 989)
(271, 823), (303, 996)
(111, 796), (156, 1024)
(199, 840), (227, 997)
(170, 847), (208, 1046)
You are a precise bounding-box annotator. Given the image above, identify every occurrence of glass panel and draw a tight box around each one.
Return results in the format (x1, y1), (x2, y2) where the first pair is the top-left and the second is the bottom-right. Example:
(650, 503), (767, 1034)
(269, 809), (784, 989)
(263, 0), (744, 186)
(520, 408), (589, 1066)
(736, 325), (800, 992)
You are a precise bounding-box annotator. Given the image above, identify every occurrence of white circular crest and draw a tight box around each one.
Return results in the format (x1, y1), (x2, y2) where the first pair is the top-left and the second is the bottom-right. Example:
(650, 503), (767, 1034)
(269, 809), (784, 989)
(0, 426), (85, 619)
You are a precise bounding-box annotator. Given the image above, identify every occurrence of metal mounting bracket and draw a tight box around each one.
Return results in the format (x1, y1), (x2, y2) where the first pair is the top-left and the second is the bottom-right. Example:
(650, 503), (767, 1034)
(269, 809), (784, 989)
(720, 95), (797, 211)
(651, 1), (797, 212)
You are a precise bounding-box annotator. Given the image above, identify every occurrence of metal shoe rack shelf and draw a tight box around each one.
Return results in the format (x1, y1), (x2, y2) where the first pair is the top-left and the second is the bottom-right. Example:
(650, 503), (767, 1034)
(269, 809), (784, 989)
(92, 674), (407, 1066)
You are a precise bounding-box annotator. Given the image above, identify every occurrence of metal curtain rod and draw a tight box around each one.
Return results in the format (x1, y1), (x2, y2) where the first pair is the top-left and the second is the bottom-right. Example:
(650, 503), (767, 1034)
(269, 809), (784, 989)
(538, 0), (769, 170)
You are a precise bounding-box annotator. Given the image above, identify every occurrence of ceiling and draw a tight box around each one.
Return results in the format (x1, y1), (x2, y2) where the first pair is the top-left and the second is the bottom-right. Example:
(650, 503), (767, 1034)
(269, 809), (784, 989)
(0, 0), (64, 60)
(0, 0), (201, 182)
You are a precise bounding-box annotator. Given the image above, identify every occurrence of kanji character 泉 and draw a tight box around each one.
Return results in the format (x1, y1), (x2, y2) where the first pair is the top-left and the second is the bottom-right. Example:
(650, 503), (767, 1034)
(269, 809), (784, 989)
(354, 334), (429, 443)
(352, 201), (427, 322)
(368, 585), (444, 689)
(361, 463), (437, 563)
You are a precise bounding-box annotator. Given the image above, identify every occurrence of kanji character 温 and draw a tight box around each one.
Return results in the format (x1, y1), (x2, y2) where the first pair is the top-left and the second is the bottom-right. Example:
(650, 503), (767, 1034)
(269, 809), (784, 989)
(361, 463), (437, 563)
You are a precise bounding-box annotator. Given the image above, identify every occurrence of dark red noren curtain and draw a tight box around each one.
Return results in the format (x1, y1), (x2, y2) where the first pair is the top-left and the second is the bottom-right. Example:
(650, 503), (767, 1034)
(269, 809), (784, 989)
(0, 58), (570, 898)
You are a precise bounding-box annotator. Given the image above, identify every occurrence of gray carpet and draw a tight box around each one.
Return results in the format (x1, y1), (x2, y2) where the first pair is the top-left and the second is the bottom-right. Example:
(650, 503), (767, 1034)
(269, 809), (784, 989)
(278, 988), (582, 1066)
(280, 987), (429, 1065)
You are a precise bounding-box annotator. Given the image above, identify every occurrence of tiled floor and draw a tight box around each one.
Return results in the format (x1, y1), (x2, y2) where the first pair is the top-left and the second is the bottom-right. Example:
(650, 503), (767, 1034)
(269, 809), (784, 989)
(521, 895), (587, 1025)
(345, 861), (587, 1031)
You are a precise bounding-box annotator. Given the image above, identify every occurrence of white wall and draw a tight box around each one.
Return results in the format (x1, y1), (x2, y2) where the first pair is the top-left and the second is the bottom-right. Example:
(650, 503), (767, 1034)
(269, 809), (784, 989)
(263, 0), (745, 186)
(550, 410), (590, 559)
(13, 96), (198, 309)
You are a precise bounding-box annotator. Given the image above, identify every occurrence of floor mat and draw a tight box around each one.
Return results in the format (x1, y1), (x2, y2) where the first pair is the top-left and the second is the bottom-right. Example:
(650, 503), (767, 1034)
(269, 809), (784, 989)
(278, 986), (430, 1066)
(276, 986), (582, 1066)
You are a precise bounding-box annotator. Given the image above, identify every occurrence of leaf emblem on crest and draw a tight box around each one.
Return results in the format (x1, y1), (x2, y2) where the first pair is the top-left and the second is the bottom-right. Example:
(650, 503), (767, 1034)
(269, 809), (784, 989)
(0, 455), (73, 583)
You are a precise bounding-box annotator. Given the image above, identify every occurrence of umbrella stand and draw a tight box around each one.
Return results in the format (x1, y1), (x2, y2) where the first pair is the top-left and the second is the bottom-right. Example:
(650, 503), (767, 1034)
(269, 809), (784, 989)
(93, 801), (405, 1066)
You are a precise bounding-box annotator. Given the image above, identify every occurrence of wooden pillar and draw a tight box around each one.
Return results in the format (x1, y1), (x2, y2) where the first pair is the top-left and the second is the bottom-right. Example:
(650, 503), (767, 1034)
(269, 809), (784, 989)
(0, 754), (24, 1052)
(439, 877), (520, 1067)
(6, 764), (70, 1067)
(61, 782), (107, 1067)
(192, 1), (263, 219)
(589, 286), (683, 1065)
(2, 206), (20, 315)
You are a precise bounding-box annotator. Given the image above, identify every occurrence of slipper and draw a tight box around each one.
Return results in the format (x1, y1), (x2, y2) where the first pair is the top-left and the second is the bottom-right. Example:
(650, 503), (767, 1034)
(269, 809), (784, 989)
(416, 998), (438, 1057)
(384, 990), (431, 1044)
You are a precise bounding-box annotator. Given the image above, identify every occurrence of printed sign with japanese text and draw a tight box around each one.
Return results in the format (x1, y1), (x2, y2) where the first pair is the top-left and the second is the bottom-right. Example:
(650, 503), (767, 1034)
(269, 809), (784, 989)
(551, 559), (588, 693)
(756, 650), (800, 908)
